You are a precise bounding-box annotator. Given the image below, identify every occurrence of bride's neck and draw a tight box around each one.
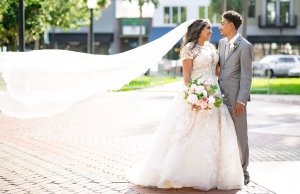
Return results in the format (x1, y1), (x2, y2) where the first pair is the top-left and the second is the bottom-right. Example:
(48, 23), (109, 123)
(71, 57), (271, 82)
(197, 40), (205, 46)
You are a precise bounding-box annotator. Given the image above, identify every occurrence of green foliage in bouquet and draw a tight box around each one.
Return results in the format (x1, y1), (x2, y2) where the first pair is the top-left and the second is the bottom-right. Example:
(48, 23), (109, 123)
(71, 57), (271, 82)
(214, 96), (223, 108)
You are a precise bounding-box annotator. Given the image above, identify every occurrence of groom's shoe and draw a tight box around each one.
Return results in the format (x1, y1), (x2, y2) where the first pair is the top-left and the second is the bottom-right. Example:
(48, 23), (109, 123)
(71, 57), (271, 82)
(244, 175), (250, 185)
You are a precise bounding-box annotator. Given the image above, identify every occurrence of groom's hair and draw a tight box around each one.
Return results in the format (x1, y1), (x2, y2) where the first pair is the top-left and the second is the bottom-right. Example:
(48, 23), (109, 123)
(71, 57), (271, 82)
(222, 11), (243, 30)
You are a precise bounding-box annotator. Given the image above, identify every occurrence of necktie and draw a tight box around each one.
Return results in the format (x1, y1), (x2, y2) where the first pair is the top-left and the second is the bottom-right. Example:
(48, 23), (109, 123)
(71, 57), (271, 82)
(224, 41), (230, 60)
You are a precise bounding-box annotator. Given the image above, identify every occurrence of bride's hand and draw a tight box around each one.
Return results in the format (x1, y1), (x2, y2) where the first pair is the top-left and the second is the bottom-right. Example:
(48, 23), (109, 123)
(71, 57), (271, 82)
(192, 104), (200, 111)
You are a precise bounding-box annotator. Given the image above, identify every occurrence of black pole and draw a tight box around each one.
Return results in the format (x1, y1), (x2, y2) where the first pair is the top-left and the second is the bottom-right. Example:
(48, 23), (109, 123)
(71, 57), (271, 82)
(18, 0), (25, 52)
(88, 9), (94, 54)
(279, 27), (282, 54)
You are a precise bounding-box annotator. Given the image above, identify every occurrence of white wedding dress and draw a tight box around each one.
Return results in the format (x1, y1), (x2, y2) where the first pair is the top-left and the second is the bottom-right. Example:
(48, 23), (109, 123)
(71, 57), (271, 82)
(126, 42), (244, 190)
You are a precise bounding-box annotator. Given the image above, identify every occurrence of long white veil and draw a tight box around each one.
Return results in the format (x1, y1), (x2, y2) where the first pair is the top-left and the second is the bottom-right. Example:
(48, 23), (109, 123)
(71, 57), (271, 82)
(0, 19), (195, 119)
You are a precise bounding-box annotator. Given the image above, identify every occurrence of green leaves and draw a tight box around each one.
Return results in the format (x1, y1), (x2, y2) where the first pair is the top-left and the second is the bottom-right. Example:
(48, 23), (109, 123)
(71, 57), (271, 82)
(214, 96), (223, 108)
(124, 0), (159, 8)
(0, 0), (110, 50)
(210, 0), (244, 16)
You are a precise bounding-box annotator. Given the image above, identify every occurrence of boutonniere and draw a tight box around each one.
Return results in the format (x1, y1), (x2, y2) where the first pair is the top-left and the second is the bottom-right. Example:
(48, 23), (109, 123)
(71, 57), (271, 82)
(229, 42), (239, 52)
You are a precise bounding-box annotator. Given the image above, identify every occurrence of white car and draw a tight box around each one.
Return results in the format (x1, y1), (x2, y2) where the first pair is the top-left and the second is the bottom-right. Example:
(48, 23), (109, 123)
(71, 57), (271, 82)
(288, 63), (300, 77)
(253, 55), (300, 77)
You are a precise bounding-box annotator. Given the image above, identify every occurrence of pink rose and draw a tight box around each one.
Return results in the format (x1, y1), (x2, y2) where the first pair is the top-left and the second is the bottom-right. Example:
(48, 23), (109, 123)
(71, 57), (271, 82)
(202, 96), (208, 102)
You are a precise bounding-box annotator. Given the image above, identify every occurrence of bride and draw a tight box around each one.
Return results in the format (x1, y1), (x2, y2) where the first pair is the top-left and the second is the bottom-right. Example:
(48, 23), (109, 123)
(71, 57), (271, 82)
(0, 19), (243, 190)
(126, 19), (244, 190)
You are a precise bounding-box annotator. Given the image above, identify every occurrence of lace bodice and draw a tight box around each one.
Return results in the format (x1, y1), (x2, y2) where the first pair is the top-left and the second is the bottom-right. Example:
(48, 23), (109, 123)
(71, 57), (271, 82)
(181, 42), (219, 81)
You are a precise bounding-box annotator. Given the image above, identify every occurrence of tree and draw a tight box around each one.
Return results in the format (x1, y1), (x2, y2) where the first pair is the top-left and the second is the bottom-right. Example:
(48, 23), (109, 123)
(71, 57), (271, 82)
(0, 0), (110, 51)
(210, 0), (248, 38)
(124, 0), (159, 46)
(211, 0), (244, 15)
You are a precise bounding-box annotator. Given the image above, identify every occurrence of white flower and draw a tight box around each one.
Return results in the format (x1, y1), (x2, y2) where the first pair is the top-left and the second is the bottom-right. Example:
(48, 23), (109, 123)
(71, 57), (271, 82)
(194, 85), (205, 94)
(207, 78), (214, 84)
(196, 100), (201, 106)
(182, 85), (189, 93)
(199, 78), (205, 84)
(208, 103), (213, 109)
(202, 90), (207, 97)
(190, 84), (197, 90)
(203, 78), (214, 86)
(188, 88), (194, 95)
(208, 96), (216, 104)
(229, 43), (235, 52)
(187, 94), (198, 104)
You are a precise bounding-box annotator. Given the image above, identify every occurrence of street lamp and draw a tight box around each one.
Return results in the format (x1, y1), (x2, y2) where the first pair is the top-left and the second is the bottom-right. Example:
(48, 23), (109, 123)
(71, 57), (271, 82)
(87, 0), (97, 54)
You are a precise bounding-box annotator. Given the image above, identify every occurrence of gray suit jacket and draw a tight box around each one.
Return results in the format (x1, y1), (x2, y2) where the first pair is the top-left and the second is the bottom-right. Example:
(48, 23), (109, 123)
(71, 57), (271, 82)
(218, 35), (253, 106)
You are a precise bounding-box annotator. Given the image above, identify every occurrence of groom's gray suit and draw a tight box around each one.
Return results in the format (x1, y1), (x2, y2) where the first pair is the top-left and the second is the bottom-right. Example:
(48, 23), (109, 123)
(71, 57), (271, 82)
(218, 35), (253, 176)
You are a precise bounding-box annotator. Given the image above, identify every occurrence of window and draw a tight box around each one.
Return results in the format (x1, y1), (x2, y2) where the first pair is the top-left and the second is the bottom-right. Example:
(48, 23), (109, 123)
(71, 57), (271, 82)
(199, 6), (221, 23)
(280, 0), (290, 25)
(248, 0), (255, 18)
(199, 6), (205, 19)
(267, 0), (276, 25)
(164, 6), (186, 24)
(285, 58), (295, 63)
(172, 7), (178, 24)
(278, 58), (295, 63)
(164, 7), (170, 24)
(181, 7), (186, 23)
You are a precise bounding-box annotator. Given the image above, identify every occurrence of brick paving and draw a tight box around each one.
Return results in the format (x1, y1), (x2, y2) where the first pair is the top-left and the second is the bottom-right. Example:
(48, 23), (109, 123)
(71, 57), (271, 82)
(1, 92), (298, 194)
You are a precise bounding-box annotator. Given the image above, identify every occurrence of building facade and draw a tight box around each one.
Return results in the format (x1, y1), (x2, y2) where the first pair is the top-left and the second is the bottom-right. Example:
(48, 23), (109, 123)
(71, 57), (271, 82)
(245, 0), (300, 61)
(115, 0), (154, 53)
(148, 0), (222, 60)
(47, 1), (117, 55)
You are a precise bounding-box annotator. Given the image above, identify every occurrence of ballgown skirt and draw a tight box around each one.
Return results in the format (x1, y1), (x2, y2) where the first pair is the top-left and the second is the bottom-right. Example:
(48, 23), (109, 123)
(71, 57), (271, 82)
(126, 92), (244, 190)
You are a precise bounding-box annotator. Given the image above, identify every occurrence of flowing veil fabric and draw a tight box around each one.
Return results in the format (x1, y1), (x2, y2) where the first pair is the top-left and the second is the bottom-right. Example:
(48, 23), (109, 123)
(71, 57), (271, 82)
(0, 20), (195, 119)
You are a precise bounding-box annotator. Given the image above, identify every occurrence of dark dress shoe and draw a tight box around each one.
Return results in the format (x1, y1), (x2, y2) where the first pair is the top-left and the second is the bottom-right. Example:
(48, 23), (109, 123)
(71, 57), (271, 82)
(244, 175), (250, 185)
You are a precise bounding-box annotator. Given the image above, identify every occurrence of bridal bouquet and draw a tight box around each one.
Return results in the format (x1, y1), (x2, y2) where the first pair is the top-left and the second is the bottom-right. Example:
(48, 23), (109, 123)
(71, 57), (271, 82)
(182, 77), (223, 110)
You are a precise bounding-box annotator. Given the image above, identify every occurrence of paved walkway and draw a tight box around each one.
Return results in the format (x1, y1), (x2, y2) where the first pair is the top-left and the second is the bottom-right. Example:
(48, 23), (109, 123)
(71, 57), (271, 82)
(0, 82), (300, 194)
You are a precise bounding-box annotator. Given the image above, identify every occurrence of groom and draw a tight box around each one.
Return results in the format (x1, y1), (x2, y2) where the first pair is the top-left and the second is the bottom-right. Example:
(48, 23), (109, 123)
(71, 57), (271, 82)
(218, 11), (253, 185)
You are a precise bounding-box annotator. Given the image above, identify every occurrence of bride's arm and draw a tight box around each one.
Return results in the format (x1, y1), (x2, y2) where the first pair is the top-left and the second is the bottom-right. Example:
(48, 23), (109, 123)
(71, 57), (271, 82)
(182, 59), (193, 84)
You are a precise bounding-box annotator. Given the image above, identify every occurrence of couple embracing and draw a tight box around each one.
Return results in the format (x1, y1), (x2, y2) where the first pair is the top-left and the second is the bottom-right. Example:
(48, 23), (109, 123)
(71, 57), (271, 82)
(127, 11), (253, 191)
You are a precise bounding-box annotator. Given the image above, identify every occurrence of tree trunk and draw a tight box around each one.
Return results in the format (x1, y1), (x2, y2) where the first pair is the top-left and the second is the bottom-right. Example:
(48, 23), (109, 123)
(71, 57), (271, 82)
(34, 39), (40, 50)
(222, 0), (227, 13)
(138, 3), (143, 46)
(242, 0), (249, 39)
(8, 36), (17, 51)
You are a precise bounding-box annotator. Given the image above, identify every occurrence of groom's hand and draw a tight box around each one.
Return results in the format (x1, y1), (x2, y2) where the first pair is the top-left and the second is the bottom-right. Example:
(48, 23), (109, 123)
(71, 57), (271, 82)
(234, 102), (244, 115)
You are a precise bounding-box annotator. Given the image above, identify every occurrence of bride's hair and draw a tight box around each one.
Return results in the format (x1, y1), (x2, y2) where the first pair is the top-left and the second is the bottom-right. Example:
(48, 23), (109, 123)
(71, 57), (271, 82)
(180, 19), (209, 56)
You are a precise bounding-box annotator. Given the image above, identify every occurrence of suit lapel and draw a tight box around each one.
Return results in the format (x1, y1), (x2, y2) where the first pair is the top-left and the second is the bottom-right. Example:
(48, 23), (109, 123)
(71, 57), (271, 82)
(221, 40), (226, 66)
(224, 35), (243, 65)
(222, 40), (226, 66)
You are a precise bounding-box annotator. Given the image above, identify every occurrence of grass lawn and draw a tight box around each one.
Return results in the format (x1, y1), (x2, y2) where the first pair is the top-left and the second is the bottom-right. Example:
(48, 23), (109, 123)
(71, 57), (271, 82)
(1, 76), (298, 94)
(0, 76), (182, 92)
(251, 78), (300, 94)
(116, 76), (182, 91)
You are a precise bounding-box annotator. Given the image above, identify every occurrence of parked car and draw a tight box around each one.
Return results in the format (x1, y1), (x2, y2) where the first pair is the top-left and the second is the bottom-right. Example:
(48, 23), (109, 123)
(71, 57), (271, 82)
(253, 55), (300, 77)
(288, 62), (300, 77)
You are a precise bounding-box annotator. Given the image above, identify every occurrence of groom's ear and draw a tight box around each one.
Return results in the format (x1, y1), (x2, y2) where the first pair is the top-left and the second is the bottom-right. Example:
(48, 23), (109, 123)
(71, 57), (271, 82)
(229, 22), (235, 30)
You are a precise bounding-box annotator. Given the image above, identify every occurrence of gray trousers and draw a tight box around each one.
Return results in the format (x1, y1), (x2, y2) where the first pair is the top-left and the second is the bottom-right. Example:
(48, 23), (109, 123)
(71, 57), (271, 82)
(226, 104), (249, 176)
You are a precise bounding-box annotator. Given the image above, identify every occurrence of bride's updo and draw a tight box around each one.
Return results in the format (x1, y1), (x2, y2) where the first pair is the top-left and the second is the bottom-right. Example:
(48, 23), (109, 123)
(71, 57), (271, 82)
(180, 19), (209, 53)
